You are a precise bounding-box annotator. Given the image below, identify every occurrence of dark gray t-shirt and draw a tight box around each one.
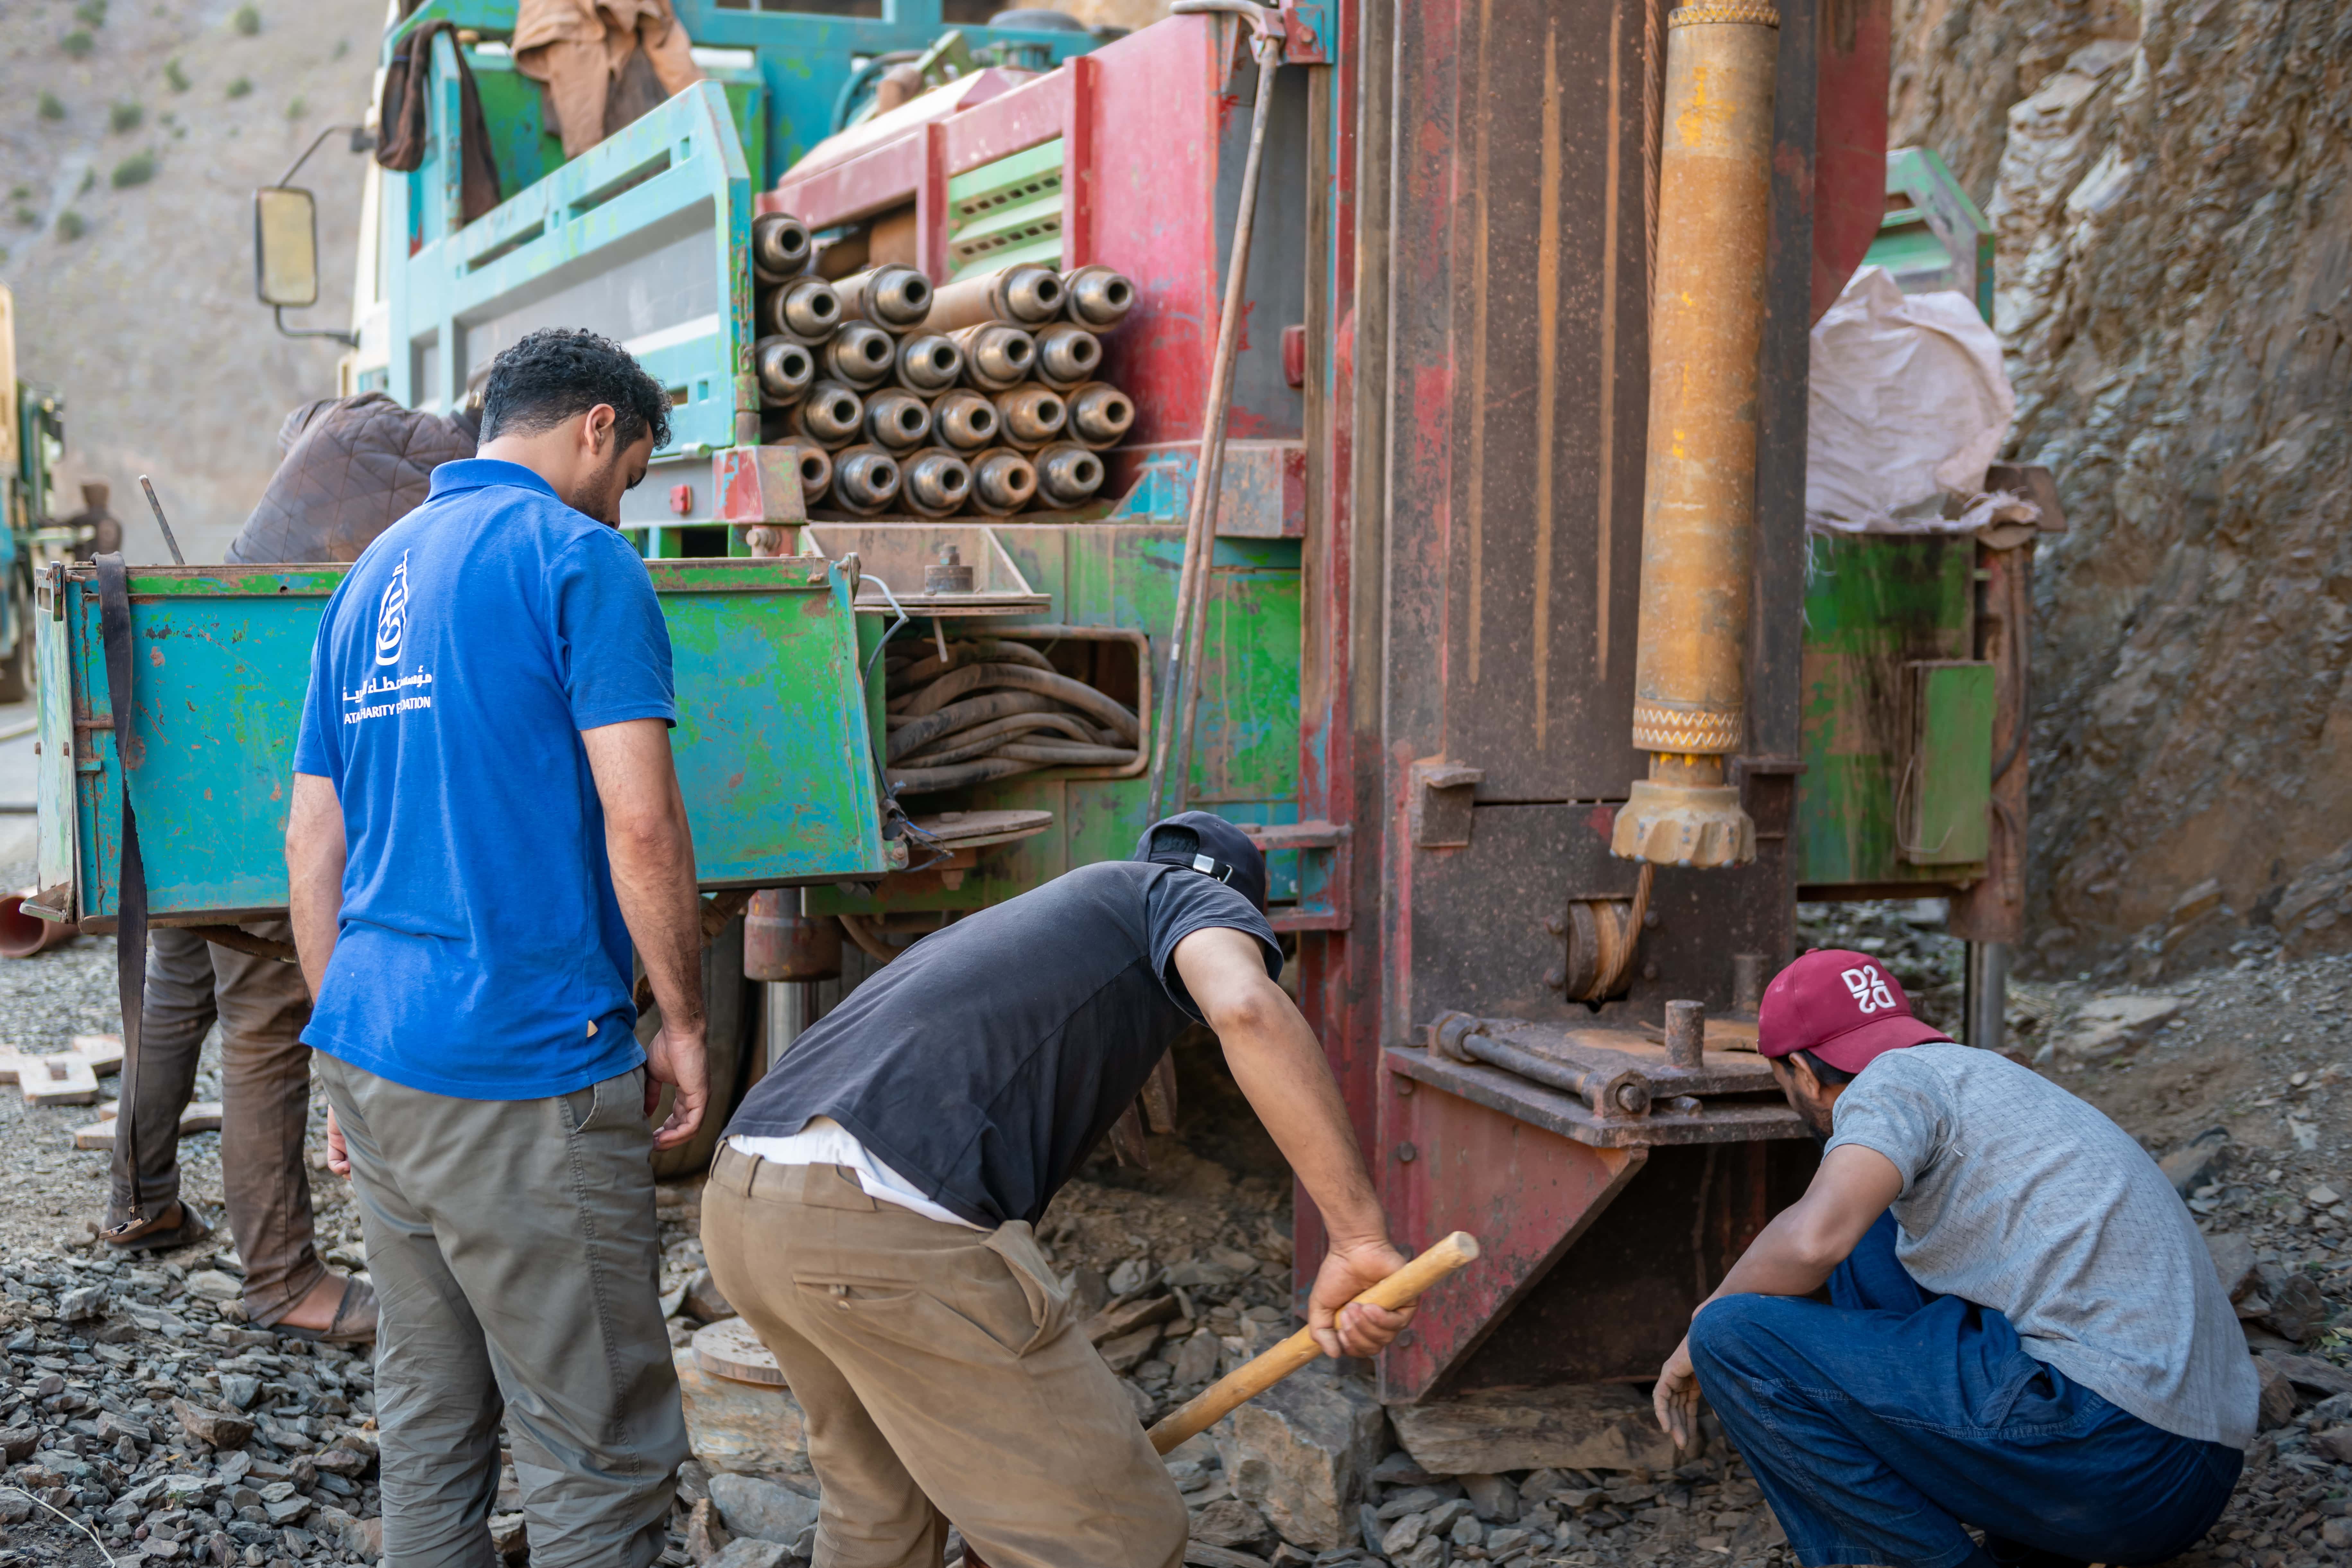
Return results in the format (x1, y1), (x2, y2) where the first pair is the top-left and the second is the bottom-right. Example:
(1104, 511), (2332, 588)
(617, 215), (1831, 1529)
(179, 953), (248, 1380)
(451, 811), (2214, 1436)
(728, 860), (1281, 1227)
(1827, 1044), (2259, 1449)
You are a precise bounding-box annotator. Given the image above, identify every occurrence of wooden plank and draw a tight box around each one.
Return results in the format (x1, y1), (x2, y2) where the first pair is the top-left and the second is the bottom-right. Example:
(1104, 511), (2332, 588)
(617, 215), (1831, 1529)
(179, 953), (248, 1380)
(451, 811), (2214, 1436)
(72, 1102), (224, 1152)
(19, 1054), (98, 1106)
(693, 1317), (785, 1388)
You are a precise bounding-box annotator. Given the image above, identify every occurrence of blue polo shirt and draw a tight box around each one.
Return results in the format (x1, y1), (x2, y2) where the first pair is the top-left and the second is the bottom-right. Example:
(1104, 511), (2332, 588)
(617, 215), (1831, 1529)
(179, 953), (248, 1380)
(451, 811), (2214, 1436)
(292, 459), (676, 1099)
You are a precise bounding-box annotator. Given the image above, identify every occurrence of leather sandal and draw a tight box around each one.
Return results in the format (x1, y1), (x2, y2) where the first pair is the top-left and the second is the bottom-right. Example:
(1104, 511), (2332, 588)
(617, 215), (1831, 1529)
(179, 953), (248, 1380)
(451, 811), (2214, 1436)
(96, 1200), (214, 1254)
(271, 1275), (378, 1345)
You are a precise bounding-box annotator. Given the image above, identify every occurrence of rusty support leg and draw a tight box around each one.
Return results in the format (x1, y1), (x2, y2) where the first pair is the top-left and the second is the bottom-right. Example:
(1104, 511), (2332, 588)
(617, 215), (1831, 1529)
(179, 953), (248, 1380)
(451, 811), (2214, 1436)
(1613, 2), (1780, 871)
(1378, 1074), (1648, 1403)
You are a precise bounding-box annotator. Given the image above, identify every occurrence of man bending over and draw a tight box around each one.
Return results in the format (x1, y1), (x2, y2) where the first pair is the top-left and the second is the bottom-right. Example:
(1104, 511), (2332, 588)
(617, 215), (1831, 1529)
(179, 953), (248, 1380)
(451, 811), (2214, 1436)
(705, 811), (1412, 1568)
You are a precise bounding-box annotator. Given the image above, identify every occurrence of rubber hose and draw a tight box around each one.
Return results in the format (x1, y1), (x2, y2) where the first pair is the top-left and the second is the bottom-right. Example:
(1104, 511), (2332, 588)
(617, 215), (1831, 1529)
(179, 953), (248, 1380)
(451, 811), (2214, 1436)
(995, 740), (1141, 767)
(886, 690), (1058, 762)
(886, 756), (1043, 794)
(896, 712), (1099, 767)
(888, 638), (1056, 692)
(902, 663), (1140, 743)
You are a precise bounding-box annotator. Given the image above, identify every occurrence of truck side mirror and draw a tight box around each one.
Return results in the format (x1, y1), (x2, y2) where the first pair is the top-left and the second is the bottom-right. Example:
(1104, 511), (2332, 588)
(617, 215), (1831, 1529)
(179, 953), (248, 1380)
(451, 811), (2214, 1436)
(253, 186), (321, 309)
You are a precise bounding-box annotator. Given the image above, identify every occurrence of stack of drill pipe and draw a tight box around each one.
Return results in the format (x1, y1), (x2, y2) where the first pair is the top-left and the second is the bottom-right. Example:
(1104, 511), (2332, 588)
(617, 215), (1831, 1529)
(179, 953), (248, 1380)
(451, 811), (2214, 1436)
(882, 636), (1141, 796)
(753, 243), (1140, 517)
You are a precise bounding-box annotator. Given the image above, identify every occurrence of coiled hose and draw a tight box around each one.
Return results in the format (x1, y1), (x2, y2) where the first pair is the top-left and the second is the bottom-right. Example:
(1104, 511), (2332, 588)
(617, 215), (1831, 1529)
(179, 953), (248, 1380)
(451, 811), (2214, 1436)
(884, 639), (1141, 796)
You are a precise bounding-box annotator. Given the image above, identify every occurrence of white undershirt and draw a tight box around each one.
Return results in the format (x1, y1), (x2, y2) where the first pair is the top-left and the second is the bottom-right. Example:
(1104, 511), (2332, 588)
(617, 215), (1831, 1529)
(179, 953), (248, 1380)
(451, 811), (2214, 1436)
(728, 1119), (983, 1230)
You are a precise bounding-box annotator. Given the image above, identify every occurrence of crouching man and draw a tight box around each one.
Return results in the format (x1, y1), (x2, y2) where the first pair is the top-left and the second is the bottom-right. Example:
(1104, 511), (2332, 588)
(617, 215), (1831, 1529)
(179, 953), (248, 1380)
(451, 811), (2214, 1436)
(704, 812), (1412, 1568)
(1653, 949), (2256, 1568)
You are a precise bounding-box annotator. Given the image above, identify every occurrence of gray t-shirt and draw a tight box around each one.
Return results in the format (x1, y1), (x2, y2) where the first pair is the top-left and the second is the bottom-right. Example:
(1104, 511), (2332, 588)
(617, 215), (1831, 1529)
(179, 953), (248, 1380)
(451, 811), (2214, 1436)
(1827, 1043), (2258, 1449)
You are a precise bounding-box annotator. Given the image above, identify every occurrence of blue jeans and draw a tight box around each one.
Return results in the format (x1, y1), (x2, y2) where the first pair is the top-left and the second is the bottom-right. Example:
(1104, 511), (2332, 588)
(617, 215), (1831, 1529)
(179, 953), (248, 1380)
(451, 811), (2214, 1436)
(1688, 1212), (2242, 1568)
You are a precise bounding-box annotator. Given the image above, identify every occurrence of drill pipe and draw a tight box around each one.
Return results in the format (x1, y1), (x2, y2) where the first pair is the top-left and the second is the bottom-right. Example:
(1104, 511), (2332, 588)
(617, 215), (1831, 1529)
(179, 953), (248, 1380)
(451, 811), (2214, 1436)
(759, 276), (842, 342)
(967, 448), (1037, 517)
(1032, 442), (1104, 510)
(1066, 382), (1133, 450)
(1032, 324), (1103, 391)
(835, 264), (934, 334)
(896, 334), (964, 395)
(919, 264), (1064, 332)
(1061, 264), (1136, 329)
(754, 337), (816, 405)
(951, 323), (1037, 392)
(751, 212), (812, 281)
(1612, 2), (1779, 871)
(901, 449), (974, 519)
(823, 322), (897, 390)
(774, 439), (833, 504)
(931, 389), (1000, 451)
(864, 388), (934, 452)
(786, 381), (865, 450)
(828, 444), (903, 516)
(992, 385), (1067, 451)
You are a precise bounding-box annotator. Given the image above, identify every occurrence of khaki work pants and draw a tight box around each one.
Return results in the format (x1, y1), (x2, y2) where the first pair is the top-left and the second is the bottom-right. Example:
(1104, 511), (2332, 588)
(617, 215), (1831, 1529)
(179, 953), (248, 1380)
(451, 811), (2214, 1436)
(108, 921), (328, 1326)
(319, 1056), (686, 1568)
(702, 1148), (1188, 1568)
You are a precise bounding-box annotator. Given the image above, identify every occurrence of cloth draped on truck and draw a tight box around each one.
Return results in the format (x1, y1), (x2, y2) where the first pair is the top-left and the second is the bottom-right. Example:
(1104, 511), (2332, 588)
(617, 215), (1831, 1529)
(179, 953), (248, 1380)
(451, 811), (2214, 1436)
(513, 0), (706, 160)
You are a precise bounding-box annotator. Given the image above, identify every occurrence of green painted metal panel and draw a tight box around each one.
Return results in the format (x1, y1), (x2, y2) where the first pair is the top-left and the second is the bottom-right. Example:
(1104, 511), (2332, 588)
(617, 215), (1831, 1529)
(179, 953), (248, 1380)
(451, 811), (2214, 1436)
(1794, 533), (1978, 889)
(1904, 661), (1994, 866)
(809, 525), (1304, 919)
(38, 560), (883, 926)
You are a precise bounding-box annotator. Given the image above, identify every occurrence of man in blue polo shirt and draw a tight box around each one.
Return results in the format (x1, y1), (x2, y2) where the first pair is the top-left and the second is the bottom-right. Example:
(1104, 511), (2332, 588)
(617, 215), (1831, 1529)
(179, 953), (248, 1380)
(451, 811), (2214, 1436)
(286, 328), (707, 1568)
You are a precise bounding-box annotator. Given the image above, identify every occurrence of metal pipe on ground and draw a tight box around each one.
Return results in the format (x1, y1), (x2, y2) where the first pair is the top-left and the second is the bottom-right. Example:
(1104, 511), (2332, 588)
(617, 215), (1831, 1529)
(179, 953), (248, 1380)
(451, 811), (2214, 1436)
(834, 265), (933, 333)
(0, 890), (74, 959)
(931, 389), (999, 451)
(1060, 265), (1136, 329)
(952, 324), (1037, 392)
(1066, 382), (1133, 450)
(968, 449), (1037, 516)
(895, 334), (964, 395)
(992, 385), (1067, 451)
(919, 264), (1064, 332)
(1611, 2), (1779, 871)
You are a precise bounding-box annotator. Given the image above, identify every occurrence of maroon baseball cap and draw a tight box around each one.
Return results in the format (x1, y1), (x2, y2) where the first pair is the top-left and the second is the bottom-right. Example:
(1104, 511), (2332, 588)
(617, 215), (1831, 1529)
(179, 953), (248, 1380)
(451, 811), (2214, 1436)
(1757, 949), (1952, 1073)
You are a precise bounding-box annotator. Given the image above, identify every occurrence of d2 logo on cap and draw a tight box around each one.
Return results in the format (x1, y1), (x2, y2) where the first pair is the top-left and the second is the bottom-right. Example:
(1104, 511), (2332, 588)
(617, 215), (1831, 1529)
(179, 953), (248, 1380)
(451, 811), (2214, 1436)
(1841, 966), (1896, 1014)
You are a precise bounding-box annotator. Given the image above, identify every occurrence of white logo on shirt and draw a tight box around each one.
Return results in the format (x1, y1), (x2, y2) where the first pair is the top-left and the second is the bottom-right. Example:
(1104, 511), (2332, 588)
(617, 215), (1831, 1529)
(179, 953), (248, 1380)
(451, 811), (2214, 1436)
(374, 552), (410, 667)
(1842, 965), (1897, 1014)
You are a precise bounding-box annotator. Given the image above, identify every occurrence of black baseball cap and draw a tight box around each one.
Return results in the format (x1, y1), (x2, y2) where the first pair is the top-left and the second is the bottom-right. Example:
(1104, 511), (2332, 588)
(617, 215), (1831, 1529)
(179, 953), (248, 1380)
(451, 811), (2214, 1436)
(1132, 810), (1268, 912)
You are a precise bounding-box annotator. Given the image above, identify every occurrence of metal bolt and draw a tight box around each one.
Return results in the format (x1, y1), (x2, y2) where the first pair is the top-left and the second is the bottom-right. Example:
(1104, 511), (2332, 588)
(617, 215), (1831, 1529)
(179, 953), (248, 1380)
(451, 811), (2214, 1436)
(1544, 968), (1566, 990)
(1642, 961), (1659, 981)
(1664, 999), (1706, 1069)
(1614, 1083), (1648, 1114)
(1543, 916), (1565, 937)
(1396, 1079), (1414, 1096)
(1395, 1142), (1418, 1163)
(1643, 909), (1661, 929)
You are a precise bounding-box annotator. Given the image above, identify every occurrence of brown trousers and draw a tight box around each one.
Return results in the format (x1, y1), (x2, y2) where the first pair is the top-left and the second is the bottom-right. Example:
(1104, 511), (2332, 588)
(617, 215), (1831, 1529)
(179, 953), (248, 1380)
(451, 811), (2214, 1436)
(701, 1149), (1188, 1568)
(109, 922), (327, 1326)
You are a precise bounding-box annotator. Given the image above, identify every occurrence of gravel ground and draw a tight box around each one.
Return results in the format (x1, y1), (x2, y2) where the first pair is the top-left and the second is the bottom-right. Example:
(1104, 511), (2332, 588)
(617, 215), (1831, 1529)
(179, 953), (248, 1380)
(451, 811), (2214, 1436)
(1, 898), (2348, 1567)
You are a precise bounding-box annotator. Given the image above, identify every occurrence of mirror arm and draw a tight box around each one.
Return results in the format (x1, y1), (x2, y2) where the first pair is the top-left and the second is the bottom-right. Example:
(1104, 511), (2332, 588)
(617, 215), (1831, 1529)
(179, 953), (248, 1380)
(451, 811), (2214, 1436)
(276, 123), (375, 189)
(273, 306), (359, 350)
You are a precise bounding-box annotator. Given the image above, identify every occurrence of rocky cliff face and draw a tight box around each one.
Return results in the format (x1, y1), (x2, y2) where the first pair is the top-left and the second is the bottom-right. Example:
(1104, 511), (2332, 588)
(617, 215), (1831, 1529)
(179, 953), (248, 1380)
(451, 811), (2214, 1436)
(1895, 0), (2352, 975)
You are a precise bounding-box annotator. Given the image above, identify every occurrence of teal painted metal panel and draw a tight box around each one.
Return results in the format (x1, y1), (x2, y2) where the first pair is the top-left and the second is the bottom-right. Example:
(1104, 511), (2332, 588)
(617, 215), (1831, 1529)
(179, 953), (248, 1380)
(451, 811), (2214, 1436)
(38, 560), (883, 926)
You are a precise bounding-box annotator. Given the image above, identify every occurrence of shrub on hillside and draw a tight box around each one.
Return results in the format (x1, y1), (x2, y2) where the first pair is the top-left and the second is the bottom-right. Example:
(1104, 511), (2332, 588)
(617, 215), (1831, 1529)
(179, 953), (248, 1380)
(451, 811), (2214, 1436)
(165, 57), (191, 92)
(62, 30), (94, 58)
(111, 153), (155, 189)
(56, 211), (86, 242)
(38, 92), (66, 122)
(226, 77), (252, 100)
(110, 101), (142, 134)
(232, 5), (260, 36)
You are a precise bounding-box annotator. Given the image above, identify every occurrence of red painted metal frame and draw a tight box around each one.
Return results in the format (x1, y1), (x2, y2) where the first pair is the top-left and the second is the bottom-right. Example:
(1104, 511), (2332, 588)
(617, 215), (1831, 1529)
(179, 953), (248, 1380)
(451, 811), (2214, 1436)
(1378, 1077), (1648, 1401)
(1810, 0), (1893, 320)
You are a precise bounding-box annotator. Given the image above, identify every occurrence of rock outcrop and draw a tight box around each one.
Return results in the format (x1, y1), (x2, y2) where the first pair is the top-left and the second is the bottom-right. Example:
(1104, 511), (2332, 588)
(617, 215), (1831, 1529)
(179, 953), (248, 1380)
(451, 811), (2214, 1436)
(1896, 0), (2352, 970)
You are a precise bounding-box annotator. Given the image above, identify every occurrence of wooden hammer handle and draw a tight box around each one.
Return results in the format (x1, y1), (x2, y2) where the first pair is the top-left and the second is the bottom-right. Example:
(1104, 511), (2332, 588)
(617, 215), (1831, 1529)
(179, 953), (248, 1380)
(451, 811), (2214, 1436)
(1146, 1231), (1480, 1455)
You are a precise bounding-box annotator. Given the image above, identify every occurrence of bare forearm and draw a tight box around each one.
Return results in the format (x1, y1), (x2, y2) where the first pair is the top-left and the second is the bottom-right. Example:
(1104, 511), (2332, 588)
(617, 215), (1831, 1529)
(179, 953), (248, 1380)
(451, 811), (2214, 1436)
(608, 814), (704, 1030)
(1223, 1012), (1387, 1248)
(284, 774), (345, 1002)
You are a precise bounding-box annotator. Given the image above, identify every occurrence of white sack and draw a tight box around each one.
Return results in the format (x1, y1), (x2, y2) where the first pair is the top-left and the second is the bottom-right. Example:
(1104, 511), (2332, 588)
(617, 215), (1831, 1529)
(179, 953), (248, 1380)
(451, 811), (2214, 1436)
(1804, 265), (2019, 535)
